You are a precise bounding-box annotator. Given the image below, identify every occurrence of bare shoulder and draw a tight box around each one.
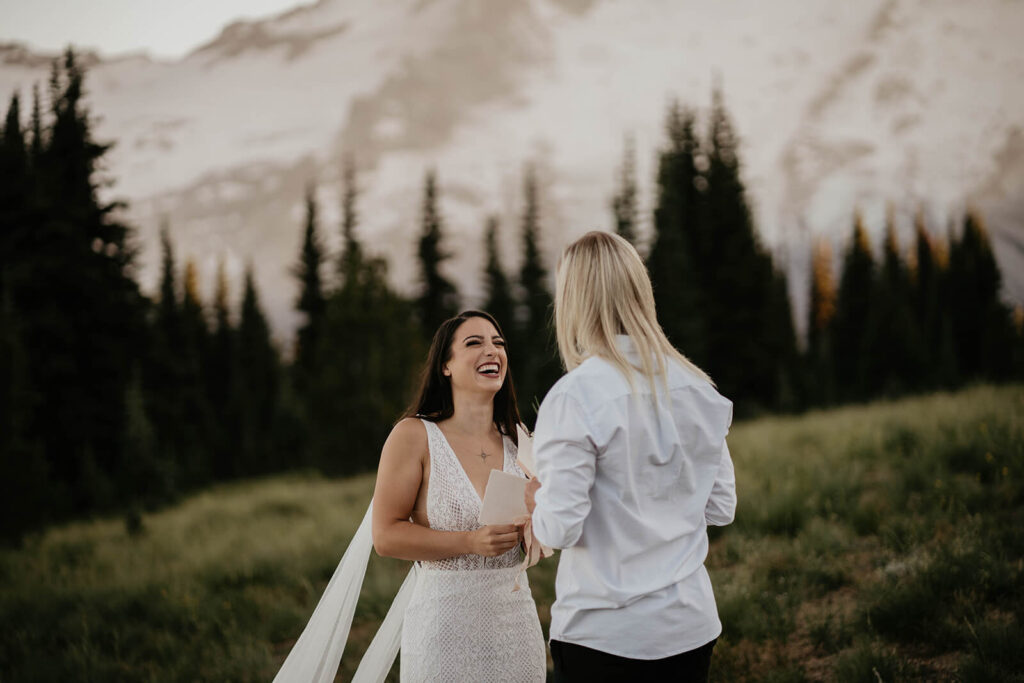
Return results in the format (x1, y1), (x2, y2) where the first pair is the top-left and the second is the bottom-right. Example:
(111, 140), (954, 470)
(382, 417), (428, 461)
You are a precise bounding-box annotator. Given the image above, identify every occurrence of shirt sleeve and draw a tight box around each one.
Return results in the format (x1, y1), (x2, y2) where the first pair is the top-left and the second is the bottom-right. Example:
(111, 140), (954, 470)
(531, 390), (598, 549)
(704, 441), (737, 526)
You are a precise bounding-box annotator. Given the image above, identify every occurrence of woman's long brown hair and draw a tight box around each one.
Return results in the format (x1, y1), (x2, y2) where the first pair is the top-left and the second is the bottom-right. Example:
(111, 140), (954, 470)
(404, 310), (522, 445)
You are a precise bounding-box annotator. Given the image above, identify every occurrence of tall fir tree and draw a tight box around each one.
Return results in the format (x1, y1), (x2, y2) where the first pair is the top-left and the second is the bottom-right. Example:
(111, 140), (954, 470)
(767, 263), (800, 410)
(831, 214), (877, 401)
(611, 133), (639, 246)
(338, 156), (362, 287)
(309, 170), (422, 473)
(647, 103), (706, 365)
(179, 257), (215, 484)
(703, 85), (795, 412)
(17, 50), (146, 512)
(208, 258), (237, 479)
(146, 226), (186, 482)
(416, 170), (459, 336)
(28, 85), (41, 155)
(515, 166), (560, 421)
(806, 239), (838, 404)
(182, 258), (208, 353)
(947, 211), (1014, 380)
(871, 210), (924, 394)
(292, 183), (326, 384)
(911, 212), (956, 387)
(1, 93), (29, 304)
(0, 282), (49, 540)
(235, 267), (281, 474)
(482, 216), (515, 332)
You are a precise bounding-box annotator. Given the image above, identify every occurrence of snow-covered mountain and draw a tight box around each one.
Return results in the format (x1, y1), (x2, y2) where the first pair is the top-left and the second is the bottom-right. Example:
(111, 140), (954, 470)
(3, 0), (1022, 346)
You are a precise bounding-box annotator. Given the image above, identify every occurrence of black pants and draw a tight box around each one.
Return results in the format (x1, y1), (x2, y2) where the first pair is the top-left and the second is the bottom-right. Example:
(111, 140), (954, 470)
(550, 638), (716, 683)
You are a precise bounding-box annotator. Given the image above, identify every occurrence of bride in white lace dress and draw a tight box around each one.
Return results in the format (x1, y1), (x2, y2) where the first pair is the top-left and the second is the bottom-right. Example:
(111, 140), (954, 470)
(371, 310), (547, 682)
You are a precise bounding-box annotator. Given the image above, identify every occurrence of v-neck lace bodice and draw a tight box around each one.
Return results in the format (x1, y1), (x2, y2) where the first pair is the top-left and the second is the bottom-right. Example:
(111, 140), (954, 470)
(419, 419), (525, 571)
(400, 420), (546, 682)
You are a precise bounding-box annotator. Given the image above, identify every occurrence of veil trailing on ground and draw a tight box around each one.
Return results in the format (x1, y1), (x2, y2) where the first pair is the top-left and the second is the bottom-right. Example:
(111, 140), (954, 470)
(273, 500), (416, 683)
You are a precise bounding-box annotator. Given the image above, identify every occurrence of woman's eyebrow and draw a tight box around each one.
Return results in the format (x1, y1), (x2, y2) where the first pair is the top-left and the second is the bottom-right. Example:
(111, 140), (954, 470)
(463, 334), (484, 342)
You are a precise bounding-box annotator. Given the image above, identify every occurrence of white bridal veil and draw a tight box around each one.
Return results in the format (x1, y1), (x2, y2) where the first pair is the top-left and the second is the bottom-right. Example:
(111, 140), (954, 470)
(273, 500), (416, 683)
(273, 426), (544, 682)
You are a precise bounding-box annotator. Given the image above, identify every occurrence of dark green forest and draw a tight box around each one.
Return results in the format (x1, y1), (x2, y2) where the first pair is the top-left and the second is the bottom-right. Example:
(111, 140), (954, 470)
(2, 51), (1021, 541)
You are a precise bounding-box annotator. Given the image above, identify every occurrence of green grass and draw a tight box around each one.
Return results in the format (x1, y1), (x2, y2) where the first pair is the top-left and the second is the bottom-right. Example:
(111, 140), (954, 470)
(1, 385), (1021, 681)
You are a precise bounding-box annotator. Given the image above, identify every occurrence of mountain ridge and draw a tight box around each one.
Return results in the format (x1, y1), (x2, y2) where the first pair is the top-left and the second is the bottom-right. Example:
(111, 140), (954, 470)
(2, 0), (1021, 345)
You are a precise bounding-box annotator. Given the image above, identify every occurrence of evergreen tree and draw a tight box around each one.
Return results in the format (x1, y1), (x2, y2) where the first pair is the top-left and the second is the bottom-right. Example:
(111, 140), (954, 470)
(146, 226), (187, 481)
(806, 239), (838, 404)
(182, 258), (208, 353)
(871, 210), (924, 394)
(179, 257), (215, 484)
(208, 259), (237, 479)
(1, 93), (29, 301)
(309, 171), (422, 473)
(947, 211), (1014, 380)
(647, 103), (706, 365)
(338, 156), (362, 287)
(831, 214), (876, 401)
(482, 216), (515, 332)
(703, 86), (794, 412)
(15, 50), (145, 512)
(766, 263), (800, 410)
(292, 183), (326, 383)
(0, 284), (48, 541)
(611, 133), (638, 245)
(157, 226), (180, 340)
(416, 170), (459, 336)
(515, 166), (560, 421)
(911, 212), (956, 387)
(29, 85), (43, 168)
(235, 267), (281, 474)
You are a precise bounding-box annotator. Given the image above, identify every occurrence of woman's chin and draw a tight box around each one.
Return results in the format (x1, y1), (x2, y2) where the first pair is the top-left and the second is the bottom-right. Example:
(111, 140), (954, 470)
(474, 376), (504, 392)
(452, 377), (503, 396)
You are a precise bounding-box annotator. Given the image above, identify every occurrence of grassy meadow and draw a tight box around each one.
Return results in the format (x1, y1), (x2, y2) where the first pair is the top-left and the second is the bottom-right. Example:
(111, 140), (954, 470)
(1, 385), (1021, 681)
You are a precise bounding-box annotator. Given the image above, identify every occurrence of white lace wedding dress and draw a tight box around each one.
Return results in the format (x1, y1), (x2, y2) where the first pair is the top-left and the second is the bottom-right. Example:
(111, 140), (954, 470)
(400, 419), (547, 682)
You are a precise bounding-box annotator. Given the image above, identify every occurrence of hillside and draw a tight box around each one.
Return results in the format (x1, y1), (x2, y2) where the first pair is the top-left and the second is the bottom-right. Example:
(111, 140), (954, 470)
(1, 384), (1020, 681)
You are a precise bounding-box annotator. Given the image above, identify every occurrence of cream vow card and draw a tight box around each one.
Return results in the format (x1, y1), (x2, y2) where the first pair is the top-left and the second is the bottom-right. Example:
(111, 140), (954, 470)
(478, 469), (528, 525)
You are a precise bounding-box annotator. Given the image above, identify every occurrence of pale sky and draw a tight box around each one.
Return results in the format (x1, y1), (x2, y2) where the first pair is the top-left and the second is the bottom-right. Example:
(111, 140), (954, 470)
(0, 0), (307, 59)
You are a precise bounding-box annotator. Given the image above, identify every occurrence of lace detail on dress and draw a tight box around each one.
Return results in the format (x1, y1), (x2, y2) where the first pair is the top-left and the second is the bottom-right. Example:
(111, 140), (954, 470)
(419, 419), (522, 571)
(401, 420), (546, 682)
(402, 567), (544, 683)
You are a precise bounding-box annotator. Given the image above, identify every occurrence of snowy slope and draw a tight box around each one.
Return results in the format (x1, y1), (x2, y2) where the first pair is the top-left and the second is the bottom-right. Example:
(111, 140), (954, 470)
(2, 0), (1022, 345)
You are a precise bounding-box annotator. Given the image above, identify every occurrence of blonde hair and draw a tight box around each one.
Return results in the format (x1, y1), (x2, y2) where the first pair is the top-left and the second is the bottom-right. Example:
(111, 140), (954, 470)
(554, 231), (712, 388)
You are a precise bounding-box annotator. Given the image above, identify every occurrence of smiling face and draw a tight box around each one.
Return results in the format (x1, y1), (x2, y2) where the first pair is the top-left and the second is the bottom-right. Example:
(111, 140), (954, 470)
(442, 316), (508, 397)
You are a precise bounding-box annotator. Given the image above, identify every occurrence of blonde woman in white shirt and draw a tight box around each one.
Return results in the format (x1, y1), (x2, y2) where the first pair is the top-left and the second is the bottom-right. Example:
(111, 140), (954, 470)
(525, 231), (736, 682)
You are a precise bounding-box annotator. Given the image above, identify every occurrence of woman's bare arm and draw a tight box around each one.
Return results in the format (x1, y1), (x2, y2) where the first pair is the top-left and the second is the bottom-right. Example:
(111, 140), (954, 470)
(371, 418), (518, 560)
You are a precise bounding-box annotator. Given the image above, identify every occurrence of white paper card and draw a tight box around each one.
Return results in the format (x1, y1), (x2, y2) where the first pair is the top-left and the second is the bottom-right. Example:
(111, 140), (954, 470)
(478, 469), (528, 525)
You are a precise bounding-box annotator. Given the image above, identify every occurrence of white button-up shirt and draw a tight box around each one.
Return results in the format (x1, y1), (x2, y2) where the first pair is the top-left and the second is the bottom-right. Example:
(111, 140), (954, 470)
(532, 335), (736, 659)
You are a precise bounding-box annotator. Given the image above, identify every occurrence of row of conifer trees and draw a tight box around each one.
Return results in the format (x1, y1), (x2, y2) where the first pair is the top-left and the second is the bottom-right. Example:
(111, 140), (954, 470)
(1, 51), (1020, 541)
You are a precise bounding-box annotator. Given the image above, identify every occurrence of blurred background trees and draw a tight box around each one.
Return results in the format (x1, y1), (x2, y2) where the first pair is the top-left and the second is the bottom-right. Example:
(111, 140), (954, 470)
(1, 51), (1021, 542)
